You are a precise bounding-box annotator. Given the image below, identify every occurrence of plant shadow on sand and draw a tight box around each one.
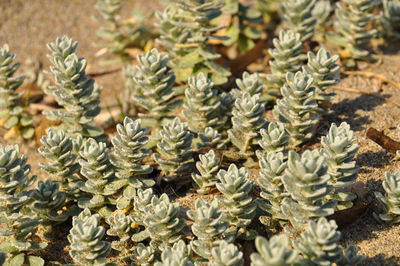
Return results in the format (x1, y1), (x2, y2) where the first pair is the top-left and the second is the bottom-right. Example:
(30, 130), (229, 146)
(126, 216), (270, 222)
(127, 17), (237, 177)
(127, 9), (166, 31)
(331, 93), (389, 132)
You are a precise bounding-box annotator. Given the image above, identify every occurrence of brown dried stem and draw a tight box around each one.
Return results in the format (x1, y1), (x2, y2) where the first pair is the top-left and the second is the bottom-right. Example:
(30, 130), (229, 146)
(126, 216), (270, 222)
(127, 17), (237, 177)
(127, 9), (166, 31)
(366, 127), (400, 154)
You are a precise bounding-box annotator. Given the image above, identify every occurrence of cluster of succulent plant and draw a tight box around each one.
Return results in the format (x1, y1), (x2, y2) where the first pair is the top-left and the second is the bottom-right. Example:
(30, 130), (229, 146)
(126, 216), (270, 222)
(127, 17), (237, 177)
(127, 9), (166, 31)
(38, 128), (82, 200)
(109, 117), (154, 209)
(232, 71), (263, 97)
(130, 192), (185, 253)
(273, 71), (319, 146)
(128, 48), (180, 127)
(154, 240), (193, 266)
(312, 0), (332, 42)
(380, 0), (400, 39)
(218, 0), (263, 53)
(250, 217), (364, 265)
(303, 48), (340, 112)
(67, 208), (113, 265)
(281, 150), (337, 229)
(329, 0), (380, 61)
(182, 73), (225, 133)
(280, 0), (317, 42)
(94, 0), (151, 65)
(156, 0), (231, 85)
(256, 151), (289, 224)
(153, 117), (194, 182)
(216, 164), (257, 239)
(374, 171), (400, 224)
(44, 36), (106, 141)
(321, 122), (359, 210)
(192, 150), (221, 194)
(257, 122), (289, 157)
(9, 0), (400, 263)
(264, 29), (306, 97)
(30, 179), (69, 226)
(0, 144), (46, 265)
(77, 138), (117, 216)
(228, 93), (267, 155)
(187, 198), (234, 261)
(0, 44), (34, 139)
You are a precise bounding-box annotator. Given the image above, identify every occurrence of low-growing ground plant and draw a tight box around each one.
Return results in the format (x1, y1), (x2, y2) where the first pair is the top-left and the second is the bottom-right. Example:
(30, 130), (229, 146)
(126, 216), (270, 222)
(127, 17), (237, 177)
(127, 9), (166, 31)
(218, 0), (263, 54)
(280, 0), (317, 42)
(156, 0), (231, 85)
(381, 0), (400, 39)
(264, 29), (306, 98)
(0, 144), (46, 266)
(94, 0), (152, 65)
(4, 0), (400, 264)
(329, 0), (380, 61)
(45, 36), (106, 141)
(374, 171), (400, 224)
(0, 45), (34, 139)
(273, 71), (319, 146)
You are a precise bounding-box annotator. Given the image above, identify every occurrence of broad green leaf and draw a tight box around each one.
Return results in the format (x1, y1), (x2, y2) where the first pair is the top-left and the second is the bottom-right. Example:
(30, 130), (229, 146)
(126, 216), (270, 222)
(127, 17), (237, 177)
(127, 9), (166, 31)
(4, 116), (18, 129)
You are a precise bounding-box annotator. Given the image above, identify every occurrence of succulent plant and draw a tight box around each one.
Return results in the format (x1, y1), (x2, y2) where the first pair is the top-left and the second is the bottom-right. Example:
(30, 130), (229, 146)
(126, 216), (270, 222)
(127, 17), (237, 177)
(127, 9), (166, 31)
(273, 71), (319, 146)
(142, 193), (186, 251)
(94, 0), (151, 65)
(303, 48), (339, 111)
(337, 245), (366, 266)
(45, 36), (106, 141)
(153, 117), (195, 182)
(156, 0), (231, 85)
(130, 48), (181, 127)
(155, 6), (189, 59)
(281, 150), (337, 229)
(256, 151), (289, 222)
(0, 144), (46, 266)
(0, 44), (34, 139)
(106, 212), (134, 259)
(109, 117), (154, 209)
(219, 0), (263, 53)
(154, 240), (193, 266)
(228, 93), (267, 155)
(233, 71), (263, 97)
(31, 179), (69, 225)
(216, 164), (257, 239)
(329, 0), (380, 61)
(38, 128), (82, 199)
(68, 208), (114, 266)
(257, 122), (289, 156)
(187, 198), (234, 260)
(250, 235), (299, 266)
(132, 188), (154, 226)
(192, 150), (221, 194)
(210, 240), (244, 266)
(312, 0), (332, 42)
(265, 30), (306, 97)
(280, 0), (317, 42)
(219, 91), (236, 129)
(321, 122), (359, 210)
(374, 171), (400, 224)
(197, 127), (225, 149)
(131, 243), (155, 266)
(381, 0), (400, 39)
(295, 217), (364, 265)
(78, 138), (116, 215)
(182, 73), (225, 133)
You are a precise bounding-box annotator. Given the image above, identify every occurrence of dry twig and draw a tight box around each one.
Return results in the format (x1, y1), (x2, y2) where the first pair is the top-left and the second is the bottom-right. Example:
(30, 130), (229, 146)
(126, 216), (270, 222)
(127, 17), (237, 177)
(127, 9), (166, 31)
(366, 127), (400, 154)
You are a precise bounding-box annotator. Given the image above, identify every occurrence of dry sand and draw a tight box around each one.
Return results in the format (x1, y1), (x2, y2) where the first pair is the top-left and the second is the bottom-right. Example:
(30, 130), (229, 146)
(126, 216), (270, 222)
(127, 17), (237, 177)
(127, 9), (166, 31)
(1, 0), (400, 265)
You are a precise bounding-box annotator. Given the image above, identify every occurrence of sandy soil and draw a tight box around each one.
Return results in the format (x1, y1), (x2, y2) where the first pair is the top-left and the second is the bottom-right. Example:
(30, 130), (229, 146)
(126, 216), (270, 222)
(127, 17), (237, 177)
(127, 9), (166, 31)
(1, 0), (400, 265)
